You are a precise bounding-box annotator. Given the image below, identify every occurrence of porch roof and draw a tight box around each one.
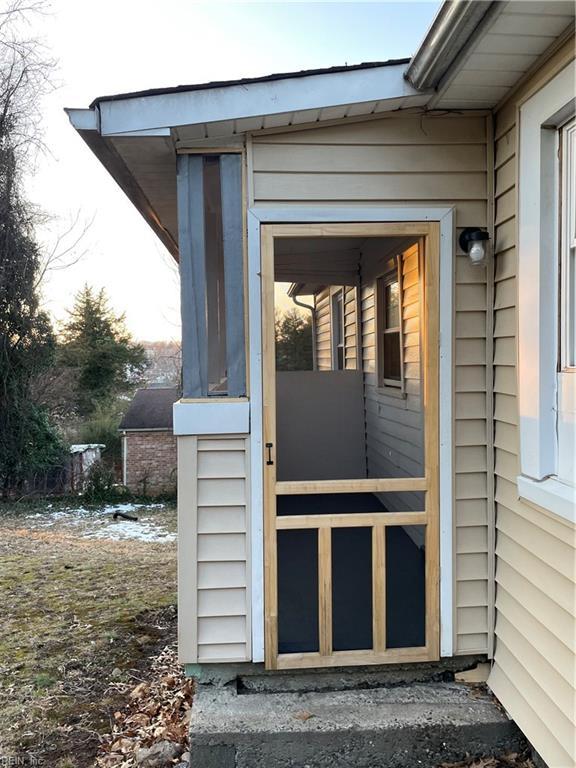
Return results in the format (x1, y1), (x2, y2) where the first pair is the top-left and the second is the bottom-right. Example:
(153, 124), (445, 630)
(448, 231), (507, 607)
(65, 1), (575, 258)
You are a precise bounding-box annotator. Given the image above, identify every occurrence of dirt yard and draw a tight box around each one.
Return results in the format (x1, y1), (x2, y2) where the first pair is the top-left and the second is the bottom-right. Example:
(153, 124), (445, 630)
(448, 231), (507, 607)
(0, 501), (537, 768)
(0, 500), (180, 767)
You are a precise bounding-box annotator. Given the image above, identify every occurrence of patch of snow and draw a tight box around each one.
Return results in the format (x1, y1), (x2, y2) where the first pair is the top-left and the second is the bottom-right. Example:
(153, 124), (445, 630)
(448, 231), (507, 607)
(22, 502), (175, 543)
(86, 519), (176, 543)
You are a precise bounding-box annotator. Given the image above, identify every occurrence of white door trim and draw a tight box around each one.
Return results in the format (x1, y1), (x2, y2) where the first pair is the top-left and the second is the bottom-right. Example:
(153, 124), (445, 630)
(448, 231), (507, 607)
(247, 206), (455, 662)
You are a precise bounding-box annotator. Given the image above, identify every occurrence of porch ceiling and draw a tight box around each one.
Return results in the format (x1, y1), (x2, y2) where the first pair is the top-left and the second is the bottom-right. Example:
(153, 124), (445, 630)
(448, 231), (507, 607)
(276, 235), (416, 295)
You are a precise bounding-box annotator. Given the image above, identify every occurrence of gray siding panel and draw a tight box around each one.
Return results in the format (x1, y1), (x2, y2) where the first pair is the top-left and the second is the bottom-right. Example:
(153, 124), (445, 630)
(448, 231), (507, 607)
(177, 155), (208, 397)
(220, 154), (247, 397)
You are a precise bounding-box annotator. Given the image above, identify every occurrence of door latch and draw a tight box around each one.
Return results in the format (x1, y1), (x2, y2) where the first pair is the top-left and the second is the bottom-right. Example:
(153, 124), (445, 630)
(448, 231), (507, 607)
(265, 442), (274, 466)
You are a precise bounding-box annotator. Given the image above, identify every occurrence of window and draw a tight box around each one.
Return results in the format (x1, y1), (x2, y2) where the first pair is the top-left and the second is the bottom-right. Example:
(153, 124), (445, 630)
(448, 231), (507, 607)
(560, 117), (575, 372)
(558, 117), (575, 488)
(517, 63), (575, 522)
(377, 261), (403, 389)
(331, 289), (345, 370)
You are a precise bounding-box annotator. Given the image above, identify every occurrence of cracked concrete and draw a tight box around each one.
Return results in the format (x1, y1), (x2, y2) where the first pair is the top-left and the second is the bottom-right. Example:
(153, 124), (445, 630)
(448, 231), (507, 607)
(189, 680), (524, 768)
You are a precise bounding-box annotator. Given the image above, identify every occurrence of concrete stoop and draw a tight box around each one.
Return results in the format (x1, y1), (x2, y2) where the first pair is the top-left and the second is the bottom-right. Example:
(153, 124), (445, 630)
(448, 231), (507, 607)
(189, 681), (524, 768)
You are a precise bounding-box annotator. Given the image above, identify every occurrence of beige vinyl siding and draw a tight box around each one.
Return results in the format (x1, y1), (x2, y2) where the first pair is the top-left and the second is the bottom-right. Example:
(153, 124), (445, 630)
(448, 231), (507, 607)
(362, 242), (424, 512)
(314, 289), (331, 370)
(314, 285), (358, 371)
(344, 286), (358, 370)
(178, 435), (250, 664)
(487, 37), (576, 768)
(252, 114), (490, 654)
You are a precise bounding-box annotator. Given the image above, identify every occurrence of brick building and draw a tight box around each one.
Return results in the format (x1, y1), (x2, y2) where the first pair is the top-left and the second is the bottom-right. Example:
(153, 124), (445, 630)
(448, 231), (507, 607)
(119, 387), (178, 496)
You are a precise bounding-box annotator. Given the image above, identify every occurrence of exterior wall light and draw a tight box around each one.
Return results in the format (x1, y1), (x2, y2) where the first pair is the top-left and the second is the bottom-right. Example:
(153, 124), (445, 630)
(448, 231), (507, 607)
(459, 228), (490, 267)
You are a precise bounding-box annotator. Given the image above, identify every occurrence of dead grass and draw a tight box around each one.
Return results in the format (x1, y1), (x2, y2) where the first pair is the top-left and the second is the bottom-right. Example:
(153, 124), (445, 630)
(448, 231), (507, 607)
(0, 502), (535, 768)
(0, 502), (177, 767)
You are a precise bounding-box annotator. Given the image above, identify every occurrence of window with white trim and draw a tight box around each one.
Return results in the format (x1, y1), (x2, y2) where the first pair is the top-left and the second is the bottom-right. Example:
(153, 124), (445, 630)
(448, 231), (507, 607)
(517, 63), (575, 523)
(331, 288), (345, 370)
(560, 117), (576, 372)
(377, 258), (404, 390)
(557, 117), (575, 487)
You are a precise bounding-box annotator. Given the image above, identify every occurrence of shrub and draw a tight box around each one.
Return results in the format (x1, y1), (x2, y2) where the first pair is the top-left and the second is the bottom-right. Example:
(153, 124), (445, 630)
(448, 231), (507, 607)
(78, 401), (123, 463)
(83, 460), (119, 503)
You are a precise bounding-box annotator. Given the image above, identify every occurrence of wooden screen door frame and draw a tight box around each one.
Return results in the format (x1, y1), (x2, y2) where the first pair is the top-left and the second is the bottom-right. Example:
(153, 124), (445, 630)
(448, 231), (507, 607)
(261, 222), (440, 671)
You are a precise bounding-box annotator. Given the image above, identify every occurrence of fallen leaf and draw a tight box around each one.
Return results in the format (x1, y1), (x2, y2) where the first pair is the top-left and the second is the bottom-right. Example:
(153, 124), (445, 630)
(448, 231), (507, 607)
(293, 710), (315, 721)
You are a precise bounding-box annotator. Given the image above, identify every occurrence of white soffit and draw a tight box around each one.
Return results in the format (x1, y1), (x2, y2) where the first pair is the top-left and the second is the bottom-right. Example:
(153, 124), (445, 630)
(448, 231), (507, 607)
(432, 1), (575, 110)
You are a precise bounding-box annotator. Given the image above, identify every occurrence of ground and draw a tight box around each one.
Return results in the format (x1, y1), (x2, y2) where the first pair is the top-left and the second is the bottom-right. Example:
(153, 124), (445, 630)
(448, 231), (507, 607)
(0, 500), (182, 767)
(0, 501), (536, 768)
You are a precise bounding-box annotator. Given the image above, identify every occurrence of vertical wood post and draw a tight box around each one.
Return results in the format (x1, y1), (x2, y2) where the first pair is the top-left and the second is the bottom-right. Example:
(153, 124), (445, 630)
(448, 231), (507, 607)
(177, 154), (208, 398)
(318, 527), (333, 656)
(372, 524), (386, 652)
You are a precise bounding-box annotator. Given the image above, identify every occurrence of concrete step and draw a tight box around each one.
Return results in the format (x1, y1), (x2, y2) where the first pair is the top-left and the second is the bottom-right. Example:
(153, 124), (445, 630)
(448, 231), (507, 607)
(236, 656), (485, 694)
(189, 680), (524, 768)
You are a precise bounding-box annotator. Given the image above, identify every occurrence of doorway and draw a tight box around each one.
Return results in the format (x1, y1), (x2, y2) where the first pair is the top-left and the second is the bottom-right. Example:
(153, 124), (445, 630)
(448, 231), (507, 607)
(261, 223), (440, 670)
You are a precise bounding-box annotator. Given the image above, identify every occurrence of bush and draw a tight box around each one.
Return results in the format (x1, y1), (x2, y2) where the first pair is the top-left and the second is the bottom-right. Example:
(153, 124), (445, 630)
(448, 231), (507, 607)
(78, 401), (123, 463)
(83, 460), (120, 503)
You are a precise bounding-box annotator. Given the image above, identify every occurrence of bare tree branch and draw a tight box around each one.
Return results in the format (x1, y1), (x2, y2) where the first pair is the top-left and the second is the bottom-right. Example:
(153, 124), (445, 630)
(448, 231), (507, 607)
(35, 211), (94, 287)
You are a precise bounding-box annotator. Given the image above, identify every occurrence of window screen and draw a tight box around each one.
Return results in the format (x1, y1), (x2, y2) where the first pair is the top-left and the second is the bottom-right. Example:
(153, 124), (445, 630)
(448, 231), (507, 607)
(331, 289), (345, 370)
(377, 265), (403, 388)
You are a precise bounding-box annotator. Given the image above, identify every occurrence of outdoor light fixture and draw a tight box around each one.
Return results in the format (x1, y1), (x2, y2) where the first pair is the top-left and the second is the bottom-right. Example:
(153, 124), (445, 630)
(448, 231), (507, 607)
(459, 228), (490, 267)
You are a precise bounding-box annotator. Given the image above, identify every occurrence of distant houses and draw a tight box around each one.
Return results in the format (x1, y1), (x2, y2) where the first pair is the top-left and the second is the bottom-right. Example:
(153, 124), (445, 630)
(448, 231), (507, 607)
(119, 387), (178, 496)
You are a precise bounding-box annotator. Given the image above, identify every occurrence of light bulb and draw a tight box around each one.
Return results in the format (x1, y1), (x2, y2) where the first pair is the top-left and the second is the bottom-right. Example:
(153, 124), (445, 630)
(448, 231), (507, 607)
(469, 240), (486, 267)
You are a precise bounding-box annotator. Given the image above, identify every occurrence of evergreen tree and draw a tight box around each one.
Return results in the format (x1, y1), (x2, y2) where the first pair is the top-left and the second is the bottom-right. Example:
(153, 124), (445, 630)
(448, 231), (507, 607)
(0, 154), (66, 493)
(60, 285), (148, 415)
(275, 309), (313, 371)
(0, 4), (65, 495)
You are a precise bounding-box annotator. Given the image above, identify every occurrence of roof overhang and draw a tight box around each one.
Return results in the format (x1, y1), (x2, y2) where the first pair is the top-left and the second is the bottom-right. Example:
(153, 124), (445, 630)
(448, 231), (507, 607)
(65, 1), (575, 259)
(66, 60), (429, 259)
(406, 0), (497, 90)
(67, 59), (427, 141)
(409, 0), (575, 110)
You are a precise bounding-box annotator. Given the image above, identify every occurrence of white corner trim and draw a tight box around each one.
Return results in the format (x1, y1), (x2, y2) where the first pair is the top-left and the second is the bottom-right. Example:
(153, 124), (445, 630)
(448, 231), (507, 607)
(173, 400), (250, 436)
(247, 205), (455, 662)
(517, 475), (576, 525)
(247, 210), (265, 663)
(517, 63), (575, 480)
(438, 209), (455, 660)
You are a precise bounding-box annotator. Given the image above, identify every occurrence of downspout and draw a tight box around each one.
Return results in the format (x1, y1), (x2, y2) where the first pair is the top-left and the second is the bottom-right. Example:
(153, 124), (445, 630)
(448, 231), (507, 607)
(122, 431), (128, 486)
(291, 294), (317, 371)
(485, 113), (496, 660)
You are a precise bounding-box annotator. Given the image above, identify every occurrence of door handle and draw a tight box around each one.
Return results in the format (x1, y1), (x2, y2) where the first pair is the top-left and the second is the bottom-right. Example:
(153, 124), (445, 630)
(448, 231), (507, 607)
(265, 443), (274, 466)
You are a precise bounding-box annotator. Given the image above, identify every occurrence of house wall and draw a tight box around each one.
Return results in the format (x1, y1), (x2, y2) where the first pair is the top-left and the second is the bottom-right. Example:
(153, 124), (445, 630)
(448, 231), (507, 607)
(487, 37), (576, 768)
(178, 435), (251, 664)
(314, 285), (358, 371)
(361, 241), (424, 512)
(124, 430), (177, 495)
(251, 114), (491, 655)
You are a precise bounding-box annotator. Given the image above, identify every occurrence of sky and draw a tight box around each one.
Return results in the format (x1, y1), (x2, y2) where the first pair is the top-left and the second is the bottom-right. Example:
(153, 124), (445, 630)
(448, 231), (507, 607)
(26, 0), (441, 342)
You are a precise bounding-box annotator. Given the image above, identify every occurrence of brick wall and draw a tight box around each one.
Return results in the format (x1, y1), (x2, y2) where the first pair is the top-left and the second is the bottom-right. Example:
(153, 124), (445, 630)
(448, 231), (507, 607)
(124, 430), (177, 496)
